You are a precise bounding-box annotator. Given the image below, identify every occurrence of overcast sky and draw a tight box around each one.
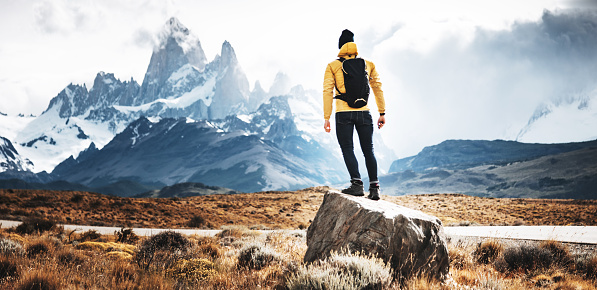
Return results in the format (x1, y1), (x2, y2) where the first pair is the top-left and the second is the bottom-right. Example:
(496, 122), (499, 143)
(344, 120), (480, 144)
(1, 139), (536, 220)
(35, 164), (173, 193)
(1, 0), (596, 157)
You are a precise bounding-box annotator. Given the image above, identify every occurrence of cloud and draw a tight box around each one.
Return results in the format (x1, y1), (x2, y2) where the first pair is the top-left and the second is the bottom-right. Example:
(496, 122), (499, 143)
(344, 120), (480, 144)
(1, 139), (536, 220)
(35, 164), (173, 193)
(33, 0), (103, 34)
(374, 9), (597, 157)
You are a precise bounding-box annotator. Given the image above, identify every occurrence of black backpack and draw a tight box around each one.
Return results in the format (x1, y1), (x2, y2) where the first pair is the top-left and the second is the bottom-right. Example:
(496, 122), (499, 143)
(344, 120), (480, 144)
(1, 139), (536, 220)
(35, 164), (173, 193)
(334, 57), (370, 108)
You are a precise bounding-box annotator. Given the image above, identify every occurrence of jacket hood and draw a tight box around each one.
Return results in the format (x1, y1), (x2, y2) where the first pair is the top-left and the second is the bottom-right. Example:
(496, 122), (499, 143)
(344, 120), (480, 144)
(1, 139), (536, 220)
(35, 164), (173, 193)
(337, 42), (358, 58)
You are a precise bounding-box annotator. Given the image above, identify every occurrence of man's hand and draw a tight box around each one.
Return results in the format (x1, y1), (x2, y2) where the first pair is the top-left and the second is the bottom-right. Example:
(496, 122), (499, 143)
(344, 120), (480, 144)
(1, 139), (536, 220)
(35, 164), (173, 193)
(377, 115), (385, 129)
(324, 120), (331, 133)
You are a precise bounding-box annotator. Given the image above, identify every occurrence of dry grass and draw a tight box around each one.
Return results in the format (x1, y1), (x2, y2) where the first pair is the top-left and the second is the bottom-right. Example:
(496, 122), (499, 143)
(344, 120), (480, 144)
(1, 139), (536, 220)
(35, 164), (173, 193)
(0, 223), (595, 289)
(2, 188), (596, 230)
(1, 187), (597, 289)
(385, 194), (597, 226)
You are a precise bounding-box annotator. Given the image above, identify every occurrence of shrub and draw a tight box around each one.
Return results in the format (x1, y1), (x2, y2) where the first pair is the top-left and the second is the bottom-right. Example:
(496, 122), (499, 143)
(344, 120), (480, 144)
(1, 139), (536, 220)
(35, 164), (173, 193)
(78, 230), (102, 242)
(0, 237), (25, 256)
(474, 239), (504, 264)
(495, 244), (554, 273)
(237, 243), (282, 270)
(286, 251), (393, 290)
(217, 225), (255, 239)
(575, 254), (597, 281)
(135, 231), (192, 270)
(0, 256), (19, 281)
(16, 271), (61, 290)
(449, 246), (472, 270)
(166, 258), (216, 282)
(56, 249), (87, 266)
(187, 215), (206, 228)
(26, 241), (51, 258)
(15, 217), (56, 235)
(115, 228), (139, 244)
(76, 241), (135, 256)
(196, 237), (221, 260)
(70, 194), (84, 203)
(540, 240), (572, 267)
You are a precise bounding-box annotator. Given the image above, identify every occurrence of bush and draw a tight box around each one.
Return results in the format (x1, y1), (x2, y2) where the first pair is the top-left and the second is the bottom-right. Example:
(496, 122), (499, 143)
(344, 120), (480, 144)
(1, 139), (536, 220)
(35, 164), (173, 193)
(495, 244), (554, 273)
(0, 237), (24, 256)
(167, 258), (216, 282)
(237, 243), (282, 270)
(473, 239), (504, 264)
(78, 230), (102, 242)
(449, 246), (472, 270)
(196, 237), (221, 260)
(575, 254), (597, 281)
(540, 240), (572, 267)
(15, 217), (56, 235)
(26, 241), (51, 258)
(57, 249), (87, 266)
(217, 225), (255, 239)
(0, 256), (19, 281)
(187, 215), (207, 228)
(16, 271), (61, 290)
(135, 231), (192, 270)
(70, 194), (84, 203)
(115, 228), (139, 244)
(286, 251), (393, 290)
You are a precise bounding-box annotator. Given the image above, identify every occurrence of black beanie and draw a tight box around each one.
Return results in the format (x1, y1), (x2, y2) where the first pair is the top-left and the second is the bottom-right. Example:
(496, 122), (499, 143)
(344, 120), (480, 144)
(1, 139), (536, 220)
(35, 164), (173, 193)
(338, 29), (354, 49)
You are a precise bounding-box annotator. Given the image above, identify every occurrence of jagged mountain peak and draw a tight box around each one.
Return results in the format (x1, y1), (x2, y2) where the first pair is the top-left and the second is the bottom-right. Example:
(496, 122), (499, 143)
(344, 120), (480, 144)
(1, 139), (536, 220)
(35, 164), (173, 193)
(219, 41), (238, 69)
(156, 17), (204, 57)
(1, 136), (33, 172)
(253, 81), (264, 92)
(269, 71), (292, 96)
(166, 17), (187, 33)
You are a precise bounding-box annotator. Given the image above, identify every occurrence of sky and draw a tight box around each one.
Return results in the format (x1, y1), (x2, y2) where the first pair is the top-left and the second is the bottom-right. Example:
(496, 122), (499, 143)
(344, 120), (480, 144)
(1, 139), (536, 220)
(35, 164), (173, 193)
(1, 0), (596, 158)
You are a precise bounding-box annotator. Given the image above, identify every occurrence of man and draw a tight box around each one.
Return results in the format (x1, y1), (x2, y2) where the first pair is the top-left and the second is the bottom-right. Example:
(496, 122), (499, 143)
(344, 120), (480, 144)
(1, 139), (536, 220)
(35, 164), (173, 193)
(323, 29), (386, 200)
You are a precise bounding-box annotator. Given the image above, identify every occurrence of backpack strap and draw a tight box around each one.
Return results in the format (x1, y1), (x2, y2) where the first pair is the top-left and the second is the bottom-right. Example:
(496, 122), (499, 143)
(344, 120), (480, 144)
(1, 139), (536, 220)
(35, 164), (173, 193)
(334, 58), (345, 99)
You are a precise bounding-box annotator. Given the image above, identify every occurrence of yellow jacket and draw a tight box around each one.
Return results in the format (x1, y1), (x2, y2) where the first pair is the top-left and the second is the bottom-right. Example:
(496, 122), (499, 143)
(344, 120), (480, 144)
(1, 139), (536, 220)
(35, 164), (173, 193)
(323, 42), (385, 120)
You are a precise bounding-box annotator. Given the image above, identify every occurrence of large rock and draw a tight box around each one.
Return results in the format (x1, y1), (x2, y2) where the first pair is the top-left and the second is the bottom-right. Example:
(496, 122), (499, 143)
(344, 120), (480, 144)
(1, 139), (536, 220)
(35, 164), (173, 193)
(305, 190), (450, 280)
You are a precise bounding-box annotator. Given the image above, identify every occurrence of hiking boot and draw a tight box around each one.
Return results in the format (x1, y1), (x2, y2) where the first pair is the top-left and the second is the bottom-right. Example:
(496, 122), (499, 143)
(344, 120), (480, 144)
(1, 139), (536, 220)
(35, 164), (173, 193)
(368, 184), (380, 200)
(342, 180), (364, 196)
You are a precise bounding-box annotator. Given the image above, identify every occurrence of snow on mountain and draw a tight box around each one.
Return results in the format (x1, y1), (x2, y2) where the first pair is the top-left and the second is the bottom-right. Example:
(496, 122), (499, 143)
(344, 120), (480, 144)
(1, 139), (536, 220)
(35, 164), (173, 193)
(15, 101), (118, 172)
(53, 116), (341, 192)
(13, 18), (249, 173)
(248, 81), (268, 112)
(517, 88), (597, 143)
(208, 41), (250, 119)
(0, 136), (33, 172)
(269, 72), (292, 97)
(139, 17), (208, 105)
(7, 16), (387, 190)
(0, 112), (35, 142)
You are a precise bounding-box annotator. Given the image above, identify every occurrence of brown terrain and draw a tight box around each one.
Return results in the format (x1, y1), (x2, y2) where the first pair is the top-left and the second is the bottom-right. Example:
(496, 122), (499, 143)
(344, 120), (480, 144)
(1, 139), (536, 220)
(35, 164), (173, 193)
(1, 187), (596, 229)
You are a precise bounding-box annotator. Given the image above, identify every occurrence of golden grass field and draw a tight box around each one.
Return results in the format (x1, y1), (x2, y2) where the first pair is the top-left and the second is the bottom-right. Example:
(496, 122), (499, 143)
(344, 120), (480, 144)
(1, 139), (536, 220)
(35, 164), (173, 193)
(1, 187), (596, 229)
(0, 187), (596, 289)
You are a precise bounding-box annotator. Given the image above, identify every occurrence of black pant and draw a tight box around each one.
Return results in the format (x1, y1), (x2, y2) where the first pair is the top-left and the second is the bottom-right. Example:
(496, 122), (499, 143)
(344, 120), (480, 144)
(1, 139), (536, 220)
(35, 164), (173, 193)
(335, 111), (378, 184)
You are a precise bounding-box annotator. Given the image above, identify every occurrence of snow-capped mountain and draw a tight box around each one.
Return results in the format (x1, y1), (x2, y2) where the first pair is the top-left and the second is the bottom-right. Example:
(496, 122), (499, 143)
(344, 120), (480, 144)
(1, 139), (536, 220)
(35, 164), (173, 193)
(3, 17), (396, 192)
(13, 17), (259, 172)
(516, 88), (597, 143)
(0, 136), (34, 172)
(52, 111), (343, 192)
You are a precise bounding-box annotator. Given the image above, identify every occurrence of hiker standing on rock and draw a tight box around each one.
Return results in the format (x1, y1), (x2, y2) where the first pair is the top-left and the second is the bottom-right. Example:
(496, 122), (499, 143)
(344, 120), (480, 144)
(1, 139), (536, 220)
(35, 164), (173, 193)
(323, 29), (386, 200)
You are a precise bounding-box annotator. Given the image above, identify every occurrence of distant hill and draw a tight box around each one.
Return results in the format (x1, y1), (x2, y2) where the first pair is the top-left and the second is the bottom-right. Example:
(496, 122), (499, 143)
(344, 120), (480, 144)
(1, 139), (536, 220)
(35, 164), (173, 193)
(135, 182), (241, 198)
(0, 178), (160, 197)
(389, 139), (597, 173)
(383, 140), (597, 199)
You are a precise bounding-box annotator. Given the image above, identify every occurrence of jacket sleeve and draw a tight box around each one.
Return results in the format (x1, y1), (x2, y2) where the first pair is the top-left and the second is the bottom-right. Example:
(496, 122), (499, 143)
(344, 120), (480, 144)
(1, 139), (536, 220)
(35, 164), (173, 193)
(323, 63), (336, 120)
(368, 61), (385, 114)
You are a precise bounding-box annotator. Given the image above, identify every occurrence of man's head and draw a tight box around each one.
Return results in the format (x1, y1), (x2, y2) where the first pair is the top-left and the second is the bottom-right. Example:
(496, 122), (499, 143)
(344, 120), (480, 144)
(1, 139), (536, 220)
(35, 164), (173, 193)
(338, 29), (354, 49)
